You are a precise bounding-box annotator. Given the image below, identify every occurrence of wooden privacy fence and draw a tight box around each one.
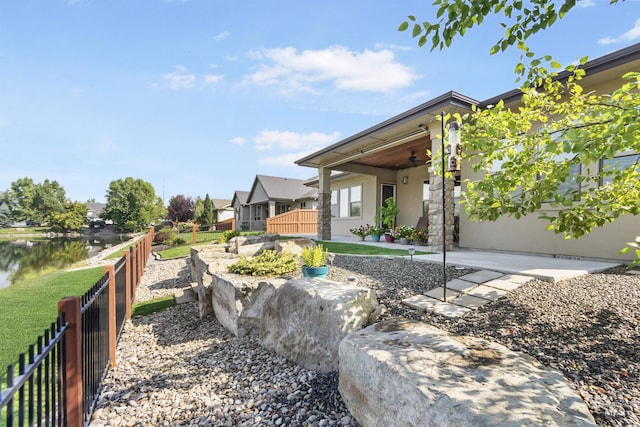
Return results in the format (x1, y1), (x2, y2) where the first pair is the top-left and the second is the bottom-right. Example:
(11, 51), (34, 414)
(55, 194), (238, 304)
(266, 209), (317, 235)
(0, 228), (154, 427)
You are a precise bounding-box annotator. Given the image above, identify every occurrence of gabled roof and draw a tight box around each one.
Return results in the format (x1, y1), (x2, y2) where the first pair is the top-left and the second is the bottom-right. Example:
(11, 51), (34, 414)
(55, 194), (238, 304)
(232, 190), (250, 206)
(87, 202), (105, 216)
(246, 174), (318, 204)
(212, 199), (232, 210)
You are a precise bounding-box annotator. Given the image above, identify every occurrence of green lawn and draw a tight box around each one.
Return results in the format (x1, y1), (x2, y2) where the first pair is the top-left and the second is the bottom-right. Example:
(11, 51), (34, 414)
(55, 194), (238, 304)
(0, 226), (50, 235)
(0, 267), (105, 370)
(316, 240), (432, 256)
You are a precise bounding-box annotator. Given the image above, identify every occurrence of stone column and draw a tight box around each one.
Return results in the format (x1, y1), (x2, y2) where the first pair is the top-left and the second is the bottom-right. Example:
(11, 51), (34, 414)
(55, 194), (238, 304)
(318, 167), (332, 240)
(427, 119), (455, 252)
(428, 174), (455, 251)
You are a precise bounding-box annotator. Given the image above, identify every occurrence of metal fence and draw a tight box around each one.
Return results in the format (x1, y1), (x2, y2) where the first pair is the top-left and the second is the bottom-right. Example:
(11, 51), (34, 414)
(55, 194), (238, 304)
(0, 228), (154, 427)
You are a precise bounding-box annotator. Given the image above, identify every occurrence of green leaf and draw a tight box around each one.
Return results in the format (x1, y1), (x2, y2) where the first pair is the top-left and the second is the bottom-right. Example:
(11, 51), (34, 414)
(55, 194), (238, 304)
(412, 23), (422, 37)
(398, 21), (409, 32)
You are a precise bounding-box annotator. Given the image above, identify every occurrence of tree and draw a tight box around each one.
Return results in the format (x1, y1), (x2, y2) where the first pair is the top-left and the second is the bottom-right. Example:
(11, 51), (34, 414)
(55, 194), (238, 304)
(400, 1), (639, 239)
(199, 194), (214, 226)
(166, 194), (195, 223)
(49, 201), (88, 232)
(193, 196), (204, 222)
(103, 177), (165, 232)
(2, 177), (66, 225)
(0, 198), (12, 228)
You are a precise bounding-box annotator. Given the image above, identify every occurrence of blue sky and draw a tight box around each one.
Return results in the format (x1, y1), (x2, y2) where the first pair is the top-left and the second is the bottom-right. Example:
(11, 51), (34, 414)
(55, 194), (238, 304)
(0, 0), (638, 204)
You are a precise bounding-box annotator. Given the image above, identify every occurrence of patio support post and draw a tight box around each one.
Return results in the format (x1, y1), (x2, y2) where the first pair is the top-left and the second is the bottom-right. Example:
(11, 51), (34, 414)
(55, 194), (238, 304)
(427, 120), (455, 253)
(317, 166), (332, 240)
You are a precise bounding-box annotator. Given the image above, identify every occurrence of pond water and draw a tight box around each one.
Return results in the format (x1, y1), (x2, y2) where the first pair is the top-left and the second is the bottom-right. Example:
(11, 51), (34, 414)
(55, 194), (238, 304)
(0, 235), (127, 289)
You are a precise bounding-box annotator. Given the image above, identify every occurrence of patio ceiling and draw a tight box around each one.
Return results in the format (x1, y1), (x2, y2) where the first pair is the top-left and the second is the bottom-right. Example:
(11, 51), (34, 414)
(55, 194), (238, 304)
(296, 91), (478, 173)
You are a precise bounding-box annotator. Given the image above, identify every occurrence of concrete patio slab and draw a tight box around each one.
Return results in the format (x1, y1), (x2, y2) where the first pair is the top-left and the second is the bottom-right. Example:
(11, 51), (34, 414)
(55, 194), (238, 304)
(467, 285), (508, 301)
(412, 250), (620, 283)
(446, 278), (478, 294)
(401, 295), (439, 312)
(430, 302), (472, 318)
(459, 269), (505, 284)
(453, 294), (492, 309)
(483, 278), (525, 292)
(425, 287), (461, 302)
(500, 274), (534, 284)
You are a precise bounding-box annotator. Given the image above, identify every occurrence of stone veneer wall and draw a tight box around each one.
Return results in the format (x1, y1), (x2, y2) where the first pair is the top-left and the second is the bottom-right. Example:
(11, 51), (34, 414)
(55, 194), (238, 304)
(428, 174), (455, 251)
(318, 191), (332, 240)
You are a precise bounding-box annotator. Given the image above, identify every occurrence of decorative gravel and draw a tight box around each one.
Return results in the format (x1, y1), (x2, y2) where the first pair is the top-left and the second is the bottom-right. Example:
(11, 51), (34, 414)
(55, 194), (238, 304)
(90, 254), (640, 426)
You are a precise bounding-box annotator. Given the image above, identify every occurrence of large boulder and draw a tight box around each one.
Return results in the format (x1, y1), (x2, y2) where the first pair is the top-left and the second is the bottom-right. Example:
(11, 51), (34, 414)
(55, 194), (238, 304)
(210, 272), (289, 337)
(274, 238), (315, 258)
(190, 247), (239, 319)
(229, 234), (280, 255)
(339, 319), (596, 427)
(261, 278), (379, 373)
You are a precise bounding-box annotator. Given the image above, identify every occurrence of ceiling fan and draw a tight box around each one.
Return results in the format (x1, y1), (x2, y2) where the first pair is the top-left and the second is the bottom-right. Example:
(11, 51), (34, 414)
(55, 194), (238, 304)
(408, 151), (426, 167)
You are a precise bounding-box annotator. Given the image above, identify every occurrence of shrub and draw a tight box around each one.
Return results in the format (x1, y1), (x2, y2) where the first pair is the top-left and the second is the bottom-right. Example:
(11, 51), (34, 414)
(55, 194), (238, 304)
(154, 231), (171, 245)
(218, 230), (240, 243)
(227, 250), (298, 276)
(171, 237), (187, 246)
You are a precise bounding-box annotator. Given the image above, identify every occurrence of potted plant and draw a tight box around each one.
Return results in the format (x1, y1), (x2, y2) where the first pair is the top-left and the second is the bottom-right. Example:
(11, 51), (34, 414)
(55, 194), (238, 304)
(376, 197), (399, 243)
(369, 224), (383, 242)
(412, 227), (429, 245)
(349, 224), (371, 241)
(393, 225), (414, 245)
(300, 244), (330, 278)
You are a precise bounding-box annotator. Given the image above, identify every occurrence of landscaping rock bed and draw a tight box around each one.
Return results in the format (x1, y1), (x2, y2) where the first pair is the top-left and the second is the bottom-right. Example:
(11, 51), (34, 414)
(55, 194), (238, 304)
(90, 255), (640, 426)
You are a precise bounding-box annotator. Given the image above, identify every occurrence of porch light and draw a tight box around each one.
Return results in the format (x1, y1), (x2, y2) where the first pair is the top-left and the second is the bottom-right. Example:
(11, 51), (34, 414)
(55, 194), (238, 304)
(408, 246), (415, 261)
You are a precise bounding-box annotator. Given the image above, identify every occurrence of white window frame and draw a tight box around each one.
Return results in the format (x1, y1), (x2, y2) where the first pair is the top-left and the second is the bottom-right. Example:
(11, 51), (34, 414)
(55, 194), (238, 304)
(331, 184), (362, 218)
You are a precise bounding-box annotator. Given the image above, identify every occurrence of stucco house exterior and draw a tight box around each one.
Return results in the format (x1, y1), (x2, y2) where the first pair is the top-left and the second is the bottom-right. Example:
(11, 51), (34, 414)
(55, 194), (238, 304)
(296, 43), (639, 261)
(211, 199), (233, 223)
(243, 175), (319, 231)
(231, 191), (251, 230)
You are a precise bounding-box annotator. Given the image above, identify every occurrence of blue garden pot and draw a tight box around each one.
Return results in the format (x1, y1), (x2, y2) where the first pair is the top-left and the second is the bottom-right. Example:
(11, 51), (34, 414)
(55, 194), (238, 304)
(371, 234), (381, 242)
(302, 265), (329, 279)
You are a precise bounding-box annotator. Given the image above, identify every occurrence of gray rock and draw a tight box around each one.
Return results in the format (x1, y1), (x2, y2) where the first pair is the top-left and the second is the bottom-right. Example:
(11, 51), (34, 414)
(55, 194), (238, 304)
(261, 277), (379, 373)
(339, 319), (597, 427)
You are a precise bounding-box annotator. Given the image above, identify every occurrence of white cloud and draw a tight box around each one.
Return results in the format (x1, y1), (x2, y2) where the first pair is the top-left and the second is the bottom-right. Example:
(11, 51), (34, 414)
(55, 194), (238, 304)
(204, 74), (224, 84)
(214, 31), (230, 41)
(244, 45), (418, 94)
(163, 65), (196, 89)
(598, 18), (640, 45)
(253, 129), (340, 151)
(258, 152), (309, 167)
(230, 136), (246, 145)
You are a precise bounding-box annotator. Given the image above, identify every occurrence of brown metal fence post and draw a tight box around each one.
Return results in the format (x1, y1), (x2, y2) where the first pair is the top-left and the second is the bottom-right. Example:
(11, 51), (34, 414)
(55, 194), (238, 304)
(103, 264), (117, 368)
(57, 296), (83, 427)
(122, 251), (132, 319)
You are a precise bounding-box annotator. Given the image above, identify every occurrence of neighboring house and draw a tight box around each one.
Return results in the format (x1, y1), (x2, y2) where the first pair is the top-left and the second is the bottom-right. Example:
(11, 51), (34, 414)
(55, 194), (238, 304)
(231, 191), (251, 230)
(212, 199), (233, 223)
(86, 202), (106, 222)
(245, 175), (318, 231)
(296, 43), (640, 261)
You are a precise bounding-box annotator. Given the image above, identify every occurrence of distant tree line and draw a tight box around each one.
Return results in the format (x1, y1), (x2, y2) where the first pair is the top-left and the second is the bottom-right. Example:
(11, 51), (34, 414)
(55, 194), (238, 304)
(1, 176), (218, 234)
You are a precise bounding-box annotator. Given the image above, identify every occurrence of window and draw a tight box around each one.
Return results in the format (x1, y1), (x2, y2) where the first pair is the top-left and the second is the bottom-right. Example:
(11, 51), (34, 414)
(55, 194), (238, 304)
(331, 185), (362, 218)
(253, 206), (262, 221)
(422, 181), (429, 217)
(539, 151), (581, 201)
(275, 204), (288, 215)
(601, 153), (640, 185)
